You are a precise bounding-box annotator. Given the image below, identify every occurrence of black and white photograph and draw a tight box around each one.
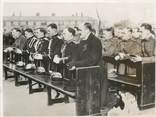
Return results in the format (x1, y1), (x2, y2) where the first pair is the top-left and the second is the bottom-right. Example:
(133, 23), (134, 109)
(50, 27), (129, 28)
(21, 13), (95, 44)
(1, 0), (156, 116)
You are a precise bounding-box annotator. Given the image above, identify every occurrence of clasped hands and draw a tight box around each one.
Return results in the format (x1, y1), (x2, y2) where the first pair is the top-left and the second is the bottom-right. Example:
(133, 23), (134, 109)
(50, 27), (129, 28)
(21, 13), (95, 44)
(53, 55), (76, 70)
(115, 53), (142, 62)
(53, 55), (68, 64)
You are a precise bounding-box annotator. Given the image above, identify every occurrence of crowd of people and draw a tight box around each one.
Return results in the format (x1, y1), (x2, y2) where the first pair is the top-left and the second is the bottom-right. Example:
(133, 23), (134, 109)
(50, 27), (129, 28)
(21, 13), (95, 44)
(3, 22), (105, 90)
(101, 23), (155, 75)
(3, 22), (155, 111)
(101, 23), (155, 59)
(3, 22), (156, 86)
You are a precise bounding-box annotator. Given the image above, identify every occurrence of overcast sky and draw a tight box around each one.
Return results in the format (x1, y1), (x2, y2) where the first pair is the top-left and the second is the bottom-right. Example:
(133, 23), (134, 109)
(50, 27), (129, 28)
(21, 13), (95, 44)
(3, 2), (156, 24)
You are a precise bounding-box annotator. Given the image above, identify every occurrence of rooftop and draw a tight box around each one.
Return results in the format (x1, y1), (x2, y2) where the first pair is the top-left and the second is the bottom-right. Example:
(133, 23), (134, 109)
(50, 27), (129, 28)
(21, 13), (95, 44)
(3, 16), (97, 21)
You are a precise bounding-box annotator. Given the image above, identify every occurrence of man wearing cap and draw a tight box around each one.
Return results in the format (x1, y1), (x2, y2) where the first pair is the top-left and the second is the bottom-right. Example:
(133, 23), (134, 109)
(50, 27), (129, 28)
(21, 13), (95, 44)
(130, 23), (155, 63)
(102, 27), (120, 57)
(140, 23), (155, 58)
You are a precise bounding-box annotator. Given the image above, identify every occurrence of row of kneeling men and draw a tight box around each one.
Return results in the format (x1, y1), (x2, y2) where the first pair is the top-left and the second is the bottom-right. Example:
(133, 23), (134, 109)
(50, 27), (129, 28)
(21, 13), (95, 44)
(3, 22), (103, 92)
(3, 22), (155, 112)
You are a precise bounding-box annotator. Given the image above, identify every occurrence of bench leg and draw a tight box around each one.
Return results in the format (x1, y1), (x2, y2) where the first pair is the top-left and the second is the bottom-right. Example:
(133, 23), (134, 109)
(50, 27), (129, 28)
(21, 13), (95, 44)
(47, 86), (69, 105)
(28, 79), (44, 94)
(38, 83), (42, 88)
(15, 72), (19, 86)
(4, 67), (8, 80)
(3, 67), (15, 80)
(15, 73), (28, 86)
(28, 79), (33, 94)
(64, 95), (69, 103)
(47, 86), (52, 105)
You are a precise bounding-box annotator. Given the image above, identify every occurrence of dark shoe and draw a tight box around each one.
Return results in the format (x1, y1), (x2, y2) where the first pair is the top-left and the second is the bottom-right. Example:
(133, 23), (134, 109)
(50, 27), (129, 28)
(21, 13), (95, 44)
(105, 90), (125, 110)
(114, 93), (125, 110)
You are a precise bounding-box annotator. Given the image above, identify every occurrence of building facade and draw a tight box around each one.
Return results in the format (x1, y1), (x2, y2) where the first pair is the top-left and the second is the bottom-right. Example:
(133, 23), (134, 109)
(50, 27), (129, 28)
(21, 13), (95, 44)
(3, 16), (97, 32)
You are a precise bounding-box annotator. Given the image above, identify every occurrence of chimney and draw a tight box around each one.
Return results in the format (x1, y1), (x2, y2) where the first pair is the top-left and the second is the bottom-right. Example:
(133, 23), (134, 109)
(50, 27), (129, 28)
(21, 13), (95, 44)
(36, 12), (40, 16)
(51, 13), (56, 16)
(12, 12), (15, 16)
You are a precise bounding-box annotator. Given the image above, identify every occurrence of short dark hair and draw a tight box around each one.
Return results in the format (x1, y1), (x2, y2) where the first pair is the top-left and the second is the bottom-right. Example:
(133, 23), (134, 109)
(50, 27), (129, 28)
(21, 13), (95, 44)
(24, 28), (33, 34)
(74, 26), (81, 31)
(141, 23), (155, 35)
(12, 28), (21, 33)
(127, 27), (132, 33)
(84, 22), (93, 32)
(105, 27), (113, 32)
(104, 27), (114, 36)
(48, 23), (57, 29)
(141, 23), (152, 31)
(67, 27), (76, 36)
(37, 28), (46, 35)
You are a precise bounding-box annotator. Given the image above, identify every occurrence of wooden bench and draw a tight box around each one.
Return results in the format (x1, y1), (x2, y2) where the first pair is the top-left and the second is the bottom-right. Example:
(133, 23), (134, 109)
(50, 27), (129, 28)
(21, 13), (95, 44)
(103, 56), (155, 110)
(3, 63), (105, 115)
(3, 63), (75, 105)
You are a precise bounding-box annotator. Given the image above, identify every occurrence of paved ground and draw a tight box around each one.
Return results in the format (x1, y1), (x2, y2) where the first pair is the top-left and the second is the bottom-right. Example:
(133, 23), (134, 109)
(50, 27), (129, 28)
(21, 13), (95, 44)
(3, 78), (156, 116)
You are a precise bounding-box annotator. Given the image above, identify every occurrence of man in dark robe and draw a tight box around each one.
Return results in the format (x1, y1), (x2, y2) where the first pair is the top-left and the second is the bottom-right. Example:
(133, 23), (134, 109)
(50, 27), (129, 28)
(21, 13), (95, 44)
(67, 23), (108, 108)
(45, 23), (63, 72)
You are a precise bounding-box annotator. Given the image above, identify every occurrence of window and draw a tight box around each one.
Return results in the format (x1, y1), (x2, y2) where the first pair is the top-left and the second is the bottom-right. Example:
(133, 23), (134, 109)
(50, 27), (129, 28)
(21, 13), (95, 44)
(11, 21), (14, 26)
(26, 21), (28, 25)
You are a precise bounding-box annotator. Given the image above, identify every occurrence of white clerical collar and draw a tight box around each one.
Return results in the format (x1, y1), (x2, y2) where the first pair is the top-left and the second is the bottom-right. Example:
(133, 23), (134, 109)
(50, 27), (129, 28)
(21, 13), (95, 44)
(83, 32), (91, 41)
